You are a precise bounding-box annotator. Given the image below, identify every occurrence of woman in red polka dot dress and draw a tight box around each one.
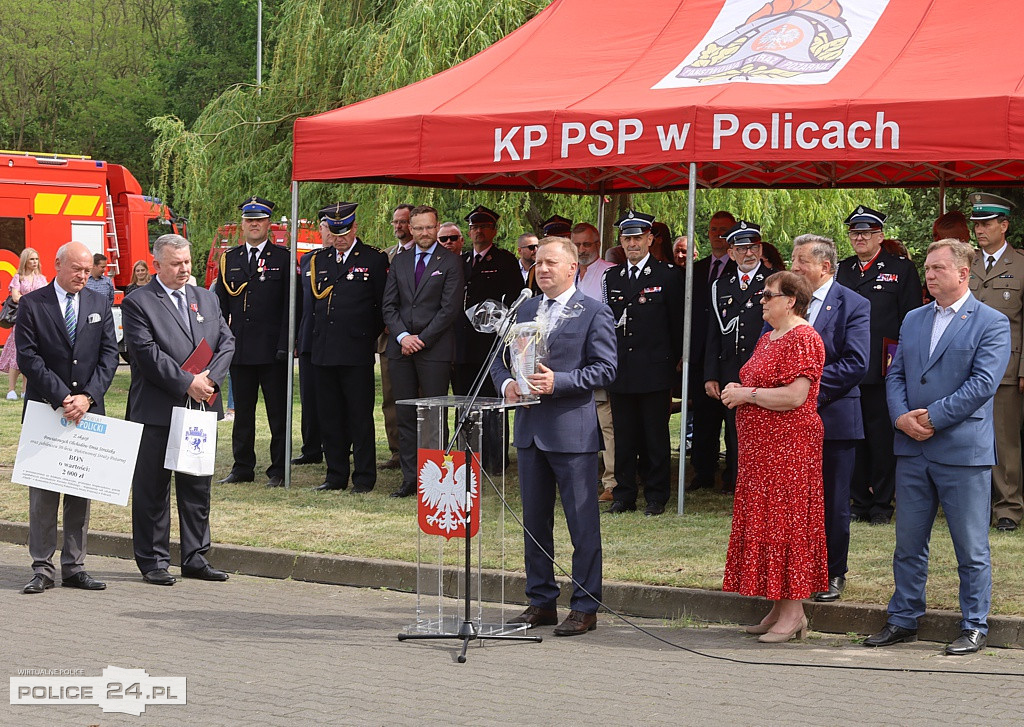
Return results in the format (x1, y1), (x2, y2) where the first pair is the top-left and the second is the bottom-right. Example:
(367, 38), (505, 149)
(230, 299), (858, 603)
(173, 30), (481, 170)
(721, 271), (827, 644)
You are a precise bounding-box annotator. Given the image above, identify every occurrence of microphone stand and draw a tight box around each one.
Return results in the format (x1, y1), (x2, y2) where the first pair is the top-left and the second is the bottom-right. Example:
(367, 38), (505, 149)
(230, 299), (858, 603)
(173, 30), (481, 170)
(398, 293), (540, 663)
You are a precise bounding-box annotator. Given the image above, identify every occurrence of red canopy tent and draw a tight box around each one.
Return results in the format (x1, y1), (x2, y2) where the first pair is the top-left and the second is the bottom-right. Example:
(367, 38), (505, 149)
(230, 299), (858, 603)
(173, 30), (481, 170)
(292, 0), (1024, 192)
(288, 0), (1024, 498)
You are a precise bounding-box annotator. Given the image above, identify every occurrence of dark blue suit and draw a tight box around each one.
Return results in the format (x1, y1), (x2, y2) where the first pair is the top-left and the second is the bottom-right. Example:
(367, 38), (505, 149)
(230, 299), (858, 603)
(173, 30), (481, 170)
(16, 284), (119, 580)
(792, 281), (870, 580)
(885, 294), (1009, 633)
(491, 290), (617, 613)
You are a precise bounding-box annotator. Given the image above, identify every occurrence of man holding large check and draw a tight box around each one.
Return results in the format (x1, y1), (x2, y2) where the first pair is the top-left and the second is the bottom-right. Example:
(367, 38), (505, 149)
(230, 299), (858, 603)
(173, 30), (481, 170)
(122, 234), (234, 586)
(15, 241), (119, 594)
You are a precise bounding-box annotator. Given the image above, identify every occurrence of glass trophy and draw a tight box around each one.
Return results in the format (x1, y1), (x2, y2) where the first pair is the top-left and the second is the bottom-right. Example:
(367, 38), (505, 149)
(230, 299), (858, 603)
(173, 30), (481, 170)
(507, 321), (548, 404)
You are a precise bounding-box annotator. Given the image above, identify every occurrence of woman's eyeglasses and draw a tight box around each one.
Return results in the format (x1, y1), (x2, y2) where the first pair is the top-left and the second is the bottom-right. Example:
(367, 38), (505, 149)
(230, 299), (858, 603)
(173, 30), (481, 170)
(760, 291), (791, 300)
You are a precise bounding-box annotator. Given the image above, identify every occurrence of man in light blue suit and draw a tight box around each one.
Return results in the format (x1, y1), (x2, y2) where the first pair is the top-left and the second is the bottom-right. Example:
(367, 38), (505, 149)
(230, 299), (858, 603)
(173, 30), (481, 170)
(789, 234), (870, 603)
(492, 236), (617, 637)
(865, 240), (1009, 655)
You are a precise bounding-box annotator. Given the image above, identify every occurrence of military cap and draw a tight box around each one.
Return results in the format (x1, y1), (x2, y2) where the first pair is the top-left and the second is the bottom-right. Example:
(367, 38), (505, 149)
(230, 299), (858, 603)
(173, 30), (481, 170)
(844, 205), (886, 230)
(465, 205), (500, 225)
(317, 202), (358, 234)
(969, 192), (1014, 221)
(615, 210), (655, 236)
(726, 220), (762, 246)
(541, 215), (573, 237)
(239, 196), (275, 219)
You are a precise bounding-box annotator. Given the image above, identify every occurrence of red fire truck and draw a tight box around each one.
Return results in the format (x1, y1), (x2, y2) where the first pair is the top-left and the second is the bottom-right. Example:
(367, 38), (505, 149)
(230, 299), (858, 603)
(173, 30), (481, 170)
(0, 151), (184, 347)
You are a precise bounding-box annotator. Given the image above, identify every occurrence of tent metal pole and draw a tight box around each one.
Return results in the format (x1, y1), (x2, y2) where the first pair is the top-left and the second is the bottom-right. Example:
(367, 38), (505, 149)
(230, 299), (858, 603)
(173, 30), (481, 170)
(285, 181), (298, 488)
(939, 177), (947, 214)
(597, 186), (606, 253)
(678, 163), (697, 515)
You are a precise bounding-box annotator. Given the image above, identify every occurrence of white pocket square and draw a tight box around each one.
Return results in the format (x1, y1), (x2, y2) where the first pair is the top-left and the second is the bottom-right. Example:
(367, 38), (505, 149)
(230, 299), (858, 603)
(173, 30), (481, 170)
(87, 313), (101, 324)
(430, 270), (443, 277)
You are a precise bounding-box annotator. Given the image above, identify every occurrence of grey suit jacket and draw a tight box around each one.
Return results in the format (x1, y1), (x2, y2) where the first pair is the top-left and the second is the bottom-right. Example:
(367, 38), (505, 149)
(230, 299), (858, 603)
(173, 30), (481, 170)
(122, 279), (235, 426)
(381, 244), (464, 362)
(490, 290), (617, 453)
(16, 284), (118, 415)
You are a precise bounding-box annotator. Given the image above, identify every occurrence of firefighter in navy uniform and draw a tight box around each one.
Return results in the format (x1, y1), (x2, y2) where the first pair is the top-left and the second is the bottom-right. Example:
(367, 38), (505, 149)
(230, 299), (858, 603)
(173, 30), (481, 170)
(836, 205), (923, 527)
(454, 204), (523, 473)
(703, 221), (776, 494)
(308, 203), (388, 493)
(602, 211), (684, 517)
(215, 196), (293, 488)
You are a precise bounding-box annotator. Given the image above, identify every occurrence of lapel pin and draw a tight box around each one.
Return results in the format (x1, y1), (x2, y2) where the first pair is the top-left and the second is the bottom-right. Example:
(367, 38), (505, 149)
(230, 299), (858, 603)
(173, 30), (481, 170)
(196, 314), (205, 323)
(826, 305), (832, 311)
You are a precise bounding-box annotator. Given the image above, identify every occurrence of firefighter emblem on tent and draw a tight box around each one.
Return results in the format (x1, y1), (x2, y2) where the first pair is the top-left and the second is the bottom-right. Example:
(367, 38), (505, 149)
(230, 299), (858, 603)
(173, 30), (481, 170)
(417, 450), (480, 539)
(654, 0), (889, 88)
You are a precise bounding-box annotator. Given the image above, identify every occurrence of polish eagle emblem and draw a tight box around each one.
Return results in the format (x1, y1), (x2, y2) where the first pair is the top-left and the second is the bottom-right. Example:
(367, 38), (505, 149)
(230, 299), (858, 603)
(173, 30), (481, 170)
(417, 450), (480, 539)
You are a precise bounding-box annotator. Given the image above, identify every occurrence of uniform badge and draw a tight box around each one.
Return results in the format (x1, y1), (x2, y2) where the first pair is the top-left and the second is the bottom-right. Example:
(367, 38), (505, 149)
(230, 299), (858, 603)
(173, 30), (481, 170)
(196, 314), (205, 323)
(347, 273), (354, 280)
(1004, 291), (1012, 301)
(745, 300), (753, 308)
(638, 295), (647, 304)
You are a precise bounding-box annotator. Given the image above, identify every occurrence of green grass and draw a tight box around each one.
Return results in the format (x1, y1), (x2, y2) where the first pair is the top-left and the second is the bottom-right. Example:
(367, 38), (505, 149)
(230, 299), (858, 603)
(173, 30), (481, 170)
(2, 365), (1023, 615)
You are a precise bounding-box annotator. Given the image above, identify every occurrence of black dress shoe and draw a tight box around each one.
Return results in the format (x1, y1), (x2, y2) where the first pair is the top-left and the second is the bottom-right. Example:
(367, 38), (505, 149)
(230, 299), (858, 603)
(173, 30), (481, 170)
(142, 568), (176, 586)
(605, 501), (636, 514)
(351, 485), (374, 494)
(266, 476), (285, 488)
(945, 629), (986, 655)
(870, 513), (892, 526)
(378, 456), (401, 470)
(315, 482), (347, 492)
(182, 564), (229, 582)
(553, 610), (597, 636)
(62, 572), (106, 590)
(22, 574), (54, 594)
(687, 479), (713, 492)
(507, 605), (558, 628)
(644, 502), (666, 517)
(995, 517), (1018, 532)
(390, 482), (417, 498)
(217, 472), (254, 484)
(813, 576), (846, 602)
(291, 454), (323, 465)
(863, 623), (917, 647)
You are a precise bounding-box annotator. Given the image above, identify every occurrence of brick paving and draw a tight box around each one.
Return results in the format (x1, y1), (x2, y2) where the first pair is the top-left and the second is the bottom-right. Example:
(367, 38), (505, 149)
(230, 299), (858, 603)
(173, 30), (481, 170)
(2, 542), (1022, 727)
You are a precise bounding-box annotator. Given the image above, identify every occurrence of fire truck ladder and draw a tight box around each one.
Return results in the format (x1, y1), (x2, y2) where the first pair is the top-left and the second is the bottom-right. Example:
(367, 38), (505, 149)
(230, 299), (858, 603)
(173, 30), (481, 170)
(104, 193), (121, 278)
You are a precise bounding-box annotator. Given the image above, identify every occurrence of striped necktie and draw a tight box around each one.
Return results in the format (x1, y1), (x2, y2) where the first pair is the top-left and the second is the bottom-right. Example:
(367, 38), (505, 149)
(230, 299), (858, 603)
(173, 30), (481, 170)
(64, 293), (76, 345)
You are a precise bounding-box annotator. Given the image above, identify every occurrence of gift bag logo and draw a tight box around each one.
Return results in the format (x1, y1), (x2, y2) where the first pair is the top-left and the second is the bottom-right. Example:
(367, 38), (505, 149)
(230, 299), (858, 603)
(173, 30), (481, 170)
(185, 426), (208, 454)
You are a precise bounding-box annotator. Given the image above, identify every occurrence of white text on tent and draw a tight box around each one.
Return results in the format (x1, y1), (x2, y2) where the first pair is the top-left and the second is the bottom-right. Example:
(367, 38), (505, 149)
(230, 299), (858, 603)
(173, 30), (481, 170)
(713, 112), (900, 151)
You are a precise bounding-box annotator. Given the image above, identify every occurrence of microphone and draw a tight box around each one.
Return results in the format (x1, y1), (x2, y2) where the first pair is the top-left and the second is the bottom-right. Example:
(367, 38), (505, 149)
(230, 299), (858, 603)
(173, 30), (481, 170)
(508, 288), (534, 312)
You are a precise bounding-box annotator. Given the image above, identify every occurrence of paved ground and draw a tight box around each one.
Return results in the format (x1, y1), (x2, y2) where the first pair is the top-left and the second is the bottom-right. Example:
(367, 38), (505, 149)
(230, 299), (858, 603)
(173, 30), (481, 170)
(3, 543), (1022, 727)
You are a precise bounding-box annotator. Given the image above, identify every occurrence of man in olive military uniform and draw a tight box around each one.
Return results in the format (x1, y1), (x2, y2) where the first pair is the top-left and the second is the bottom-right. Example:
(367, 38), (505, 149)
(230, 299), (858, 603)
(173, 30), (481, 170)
(967, 193), (1024, 532)
(454, 204), (523, 472)
(602, 211), (684, 516)
(837, 205), (923, 526)
(308, 203), (388, 492)
(703, 221), (775, 494)
(215, 196), (292, 488)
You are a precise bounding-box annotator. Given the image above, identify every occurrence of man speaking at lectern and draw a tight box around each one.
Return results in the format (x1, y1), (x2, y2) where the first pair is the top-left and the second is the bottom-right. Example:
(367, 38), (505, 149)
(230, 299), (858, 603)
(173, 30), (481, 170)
(491, 236), (617, 636)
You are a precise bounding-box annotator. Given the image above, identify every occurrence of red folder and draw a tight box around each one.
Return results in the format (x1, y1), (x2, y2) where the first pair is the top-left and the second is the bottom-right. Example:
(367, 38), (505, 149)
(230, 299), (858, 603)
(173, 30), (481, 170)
(181, 338), (219, 405)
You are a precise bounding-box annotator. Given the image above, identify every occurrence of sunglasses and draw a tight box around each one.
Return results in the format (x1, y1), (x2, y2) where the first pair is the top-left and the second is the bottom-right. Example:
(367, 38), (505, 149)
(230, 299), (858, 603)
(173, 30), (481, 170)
(761, 291), (792, 300)
(519, 244), (538, 251)
(438, 235), (461, 243)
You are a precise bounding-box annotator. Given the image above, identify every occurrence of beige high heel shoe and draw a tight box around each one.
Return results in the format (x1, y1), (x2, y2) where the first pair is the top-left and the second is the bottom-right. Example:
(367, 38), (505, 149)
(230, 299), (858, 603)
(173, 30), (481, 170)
(757, 616), (808, 643)
(744, 621), (776, 635)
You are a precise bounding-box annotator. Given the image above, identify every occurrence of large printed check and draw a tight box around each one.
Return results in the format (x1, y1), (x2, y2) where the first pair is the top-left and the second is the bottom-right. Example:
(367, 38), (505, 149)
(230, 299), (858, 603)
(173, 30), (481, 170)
(12, 400), (143, 506)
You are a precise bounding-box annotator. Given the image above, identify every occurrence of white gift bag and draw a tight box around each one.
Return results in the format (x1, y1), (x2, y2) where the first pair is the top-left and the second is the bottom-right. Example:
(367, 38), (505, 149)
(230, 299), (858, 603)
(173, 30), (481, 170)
(164, 401), (218, 476)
